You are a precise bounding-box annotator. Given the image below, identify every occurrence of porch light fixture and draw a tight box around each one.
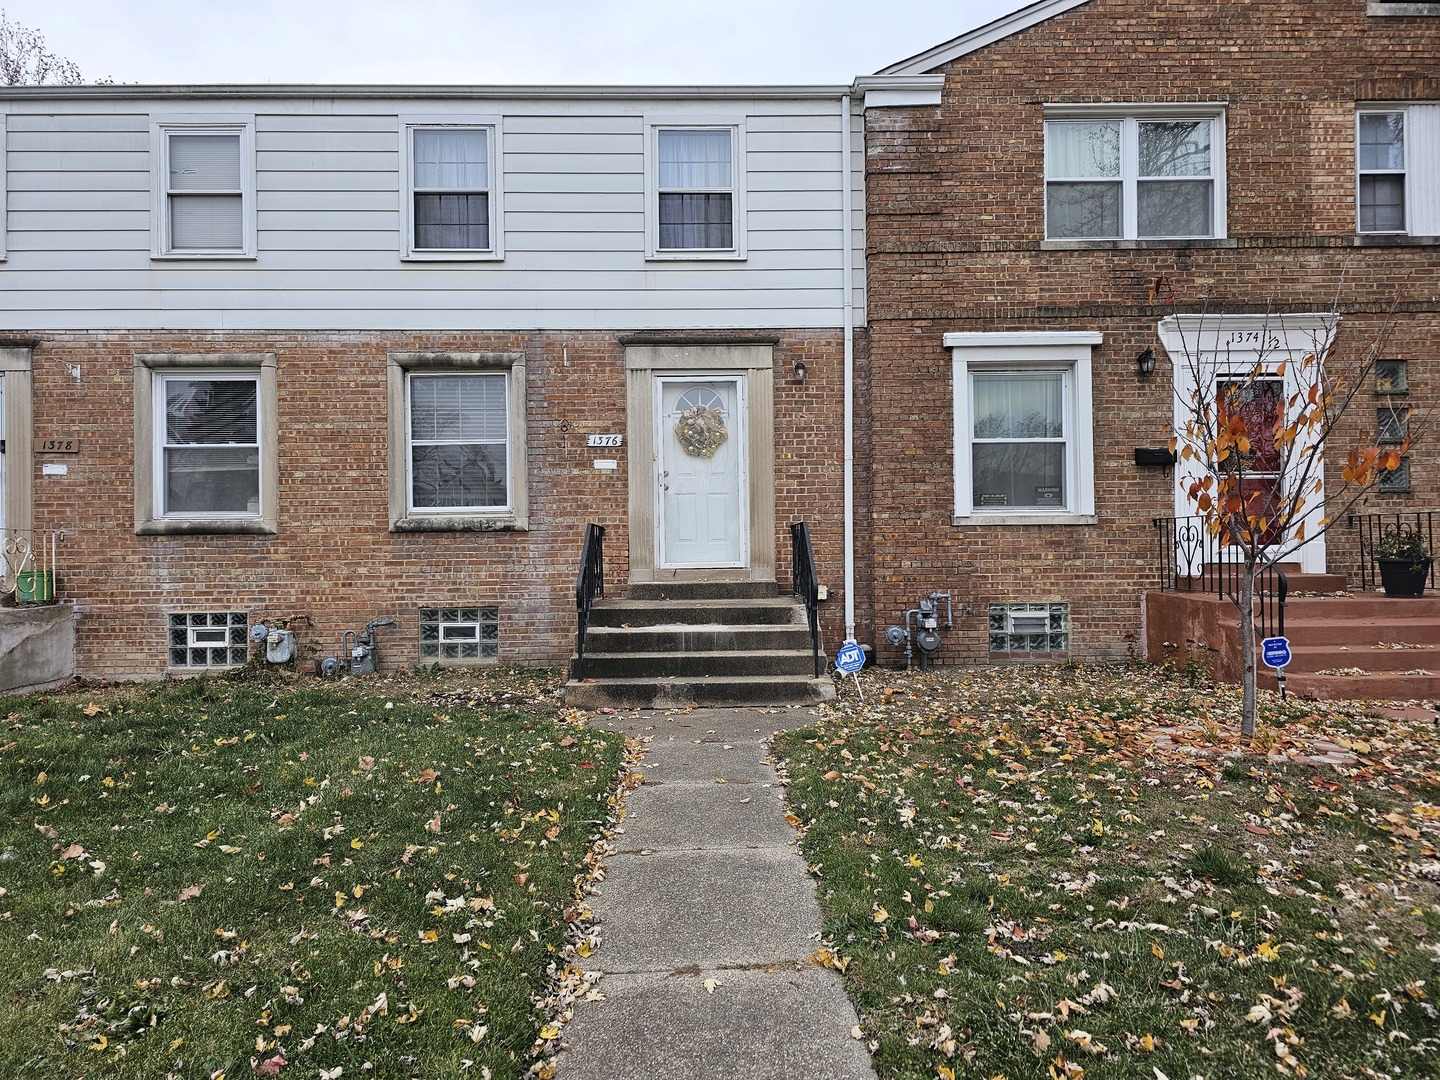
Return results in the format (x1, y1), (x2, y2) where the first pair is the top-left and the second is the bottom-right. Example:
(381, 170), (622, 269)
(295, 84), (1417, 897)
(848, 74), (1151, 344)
(1135, 347), (1157, 378)
(793, 360), (807, 384)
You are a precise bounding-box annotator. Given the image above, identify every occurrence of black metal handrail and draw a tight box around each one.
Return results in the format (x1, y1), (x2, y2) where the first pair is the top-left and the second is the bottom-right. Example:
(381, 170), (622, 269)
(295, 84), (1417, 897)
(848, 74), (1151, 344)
(1152, 516), (1287, 639)
(790, 522), (822, 678)
(572, 523), (605, 680)
(1349, 511), (1438, 591)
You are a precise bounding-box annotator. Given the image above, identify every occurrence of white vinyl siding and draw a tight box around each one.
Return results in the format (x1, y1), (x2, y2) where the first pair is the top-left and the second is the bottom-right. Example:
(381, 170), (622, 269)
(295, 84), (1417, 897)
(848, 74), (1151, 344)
(1045, 111), (1224, 240)
(1358, 105), (1440, 236)
(151, 119), (256, 257)
(1, 95), (862, 330)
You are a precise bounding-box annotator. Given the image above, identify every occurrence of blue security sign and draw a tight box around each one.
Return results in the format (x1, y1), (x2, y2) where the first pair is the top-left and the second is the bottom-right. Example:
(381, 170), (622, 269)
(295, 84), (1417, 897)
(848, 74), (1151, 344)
(1261, 636), (1292, 670)
(835, 642), (866, 675)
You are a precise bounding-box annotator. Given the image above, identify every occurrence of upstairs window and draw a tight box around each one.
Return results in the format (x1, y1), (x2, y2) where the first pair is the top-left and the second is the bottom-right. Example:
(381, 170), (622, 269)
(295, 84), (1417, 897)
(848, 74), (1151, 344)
(404, 123), (499, 258)
(1358, 106), (1439, 236)
(649, 124), (745, 258)
(1045, 114), (1222, 240)
(152, 121), (255, 257)
(1359, 112), (1407, 232)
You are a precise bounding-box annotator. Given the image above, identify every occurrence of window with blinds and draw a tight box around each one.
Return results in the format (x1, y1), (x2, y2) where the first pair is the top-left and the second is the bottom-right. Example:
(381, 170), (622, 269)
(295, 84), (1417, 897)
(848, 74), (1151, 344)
(407, 372), (509, 512)
(154, 121), (253, 257)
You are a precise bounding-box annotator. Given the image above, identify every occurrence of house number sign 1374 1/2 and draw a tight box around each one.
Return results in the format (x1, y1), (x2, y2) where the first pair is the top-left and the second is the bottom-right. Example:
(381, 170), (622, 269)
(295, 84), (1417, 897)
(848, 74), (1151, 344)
(587, 434), (622, 447)
(34, 436), (80, 453)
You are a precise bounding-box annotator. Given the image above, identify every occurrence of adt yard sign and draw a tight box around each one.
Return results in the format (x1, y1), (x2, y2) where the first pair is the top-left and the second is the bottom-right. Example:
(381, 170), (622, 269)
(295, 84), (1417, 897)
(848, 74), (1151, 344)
(835, 642), (866, 675)
(1261, 636), (1292, 670)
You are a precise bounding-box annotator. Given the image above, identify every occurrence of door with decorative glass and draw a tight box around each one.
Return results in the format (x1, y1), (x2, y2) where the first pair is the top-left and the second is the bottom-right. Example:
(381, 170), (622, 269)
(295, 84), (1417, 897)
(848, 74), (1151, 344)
(655, 376), (747, 568)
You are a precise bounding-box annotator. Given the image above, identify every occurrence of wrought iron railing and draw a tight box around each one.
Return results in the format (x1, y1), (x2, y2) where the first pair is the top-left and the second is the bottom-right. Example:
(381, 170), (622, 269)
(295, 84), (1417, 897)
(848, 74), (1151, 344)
(1152, 516), (1287, 639)
(1349, 511), (1438, 592)
(571, 523), (605, 680)
(790, 522), (821, 678)
(3, 529), (62, 602)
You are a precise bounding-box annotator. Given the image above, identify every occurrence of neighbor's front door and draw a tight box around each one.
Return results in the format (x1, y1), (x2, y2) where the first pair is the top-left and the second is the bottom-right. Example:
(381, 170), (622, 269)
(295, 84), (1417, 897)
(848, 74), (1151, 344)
(656, 375), (748, 568)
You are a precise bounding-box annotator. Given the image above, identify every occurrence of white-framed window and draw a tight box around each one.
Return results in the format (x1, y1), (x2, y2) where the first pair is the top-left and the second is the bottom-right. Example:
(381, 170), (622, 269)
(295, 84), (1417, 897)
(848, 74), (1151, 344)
(646, 122), (746, 258)
(401, 119), (502, 260)
(151, 119), (256, 258)
(386, 351), (528, 531)
(134, 353), (278, 535)
(1357, 106), (1440, 235)
(947, 332), (1101, 525)
(1044, 110), (1224, 240)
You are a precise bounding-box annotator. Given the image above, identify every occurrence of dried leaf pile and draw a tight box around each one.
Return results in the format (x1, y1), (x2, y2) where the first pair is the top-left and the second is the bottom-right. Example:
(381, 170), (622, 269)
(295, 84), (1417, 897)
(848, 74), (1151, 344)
(775, 663), (1440, 1080)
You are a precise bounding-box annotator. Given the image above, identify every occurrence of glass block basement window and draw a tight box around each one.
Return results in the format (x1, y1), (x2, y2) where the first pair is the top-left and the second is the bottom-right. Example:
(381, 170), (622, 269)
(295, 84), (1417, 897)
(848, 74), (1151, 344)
(989, 602), (1069, 656)
(419, 607), (499, 664)
(168, 612), (249, 669)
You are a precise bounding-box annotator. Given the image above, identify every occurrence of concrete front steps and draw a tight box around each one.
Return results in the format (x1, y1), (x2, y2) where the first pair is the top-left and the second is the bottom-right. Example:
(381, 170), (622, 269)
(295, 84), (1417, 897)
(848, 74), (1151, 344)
(1257, 585), (1440, 701)
(562, 581), (836, 709)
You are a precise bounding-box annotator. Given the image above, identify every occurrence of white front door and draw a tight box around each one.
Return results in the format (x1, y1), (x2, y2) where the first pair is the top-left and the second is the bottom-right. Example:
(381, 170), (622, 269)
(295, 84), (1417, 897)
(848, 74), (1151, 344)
(656, 375), (748, 568)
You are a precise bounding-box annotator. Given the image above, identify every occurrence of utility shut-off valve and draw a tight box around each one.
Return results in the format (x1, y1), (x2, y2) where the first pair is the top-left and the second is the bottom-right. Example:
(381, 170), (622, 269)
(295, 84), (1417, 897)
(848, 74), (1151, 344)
(884, 593), (953, 670)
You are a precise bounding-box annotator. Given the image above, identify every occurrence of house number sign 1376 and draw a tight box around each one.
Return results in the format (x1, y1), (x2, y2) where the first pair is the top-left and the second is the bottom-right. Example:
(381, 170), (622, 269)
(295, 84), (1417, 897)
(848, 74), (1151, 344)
(587, 434), (622, 447)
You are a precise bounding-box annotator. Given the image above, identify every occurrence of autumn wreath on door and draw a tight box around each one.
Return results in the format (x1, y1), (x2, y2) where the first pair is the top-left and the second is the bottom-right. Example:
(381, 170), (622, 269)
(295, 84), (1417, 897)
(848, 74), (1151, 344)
(673, 388), (729, 459)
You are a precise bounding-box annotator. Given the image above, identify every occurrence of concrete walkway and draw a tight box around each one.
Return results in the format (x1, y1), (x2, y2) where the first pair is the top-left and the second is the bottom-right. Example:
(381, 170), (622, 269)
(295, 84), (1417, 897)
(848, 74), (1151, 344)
(556, 707), (877, 1080)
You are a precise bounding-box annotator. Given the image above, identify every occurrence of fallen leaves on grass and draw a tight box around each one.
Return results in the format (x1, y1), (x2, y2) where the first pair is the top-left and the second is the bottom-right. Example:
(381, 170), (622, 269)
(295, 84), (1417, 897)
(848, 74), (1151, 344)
(775, 663), (1440, 1080)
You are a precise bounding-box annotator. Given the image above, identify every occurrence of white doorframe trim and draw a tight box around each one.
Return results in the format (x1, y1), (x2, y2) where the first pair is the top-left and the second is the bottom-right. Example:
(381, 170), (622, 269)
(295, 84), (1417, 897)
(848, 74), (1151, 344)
(1159, 312), (1339, 574)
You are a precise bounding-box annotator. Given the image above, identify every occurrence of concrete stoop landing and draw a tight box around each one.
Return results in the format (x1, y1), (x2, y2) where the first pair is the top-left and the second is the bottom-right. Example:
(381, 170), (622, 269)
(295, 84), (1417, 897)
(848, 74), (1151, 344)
(564, 582), (836, 709)
(556, 707), (876, 1080)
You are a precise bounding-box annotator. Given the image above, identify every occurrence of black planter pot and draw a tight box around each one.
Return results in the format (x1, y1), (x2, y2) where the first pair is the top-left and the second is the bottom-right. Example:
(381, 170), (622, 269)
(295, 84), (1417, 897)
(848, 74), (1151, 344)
(1376, 556), (1433, 598)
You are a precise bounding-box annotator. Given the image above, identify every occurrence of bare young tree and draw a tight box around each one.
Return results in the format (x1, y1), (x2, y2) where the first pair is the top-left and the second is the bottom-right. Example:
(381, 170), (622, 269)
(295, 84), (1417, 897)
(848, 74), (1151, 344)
(0, 8), (83, 86)
(1166, 309), (1409, 738)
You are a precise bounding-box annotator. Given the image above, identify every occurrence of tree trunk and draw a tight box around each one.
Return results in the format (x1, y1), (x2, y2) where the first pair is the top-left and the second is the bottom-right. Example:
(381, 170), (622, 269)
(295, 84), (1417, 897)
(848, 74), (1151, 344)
(1239, 565), (1257, 739)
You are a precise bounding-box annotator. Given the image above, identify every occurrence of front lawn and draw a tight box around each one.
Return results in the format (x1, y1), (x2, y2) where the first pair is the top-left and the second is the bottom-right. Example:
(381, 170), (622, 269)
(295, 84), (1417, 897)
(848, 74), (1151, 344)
(775, 664), (1440, 1080)
(0, 670), (624, 1079)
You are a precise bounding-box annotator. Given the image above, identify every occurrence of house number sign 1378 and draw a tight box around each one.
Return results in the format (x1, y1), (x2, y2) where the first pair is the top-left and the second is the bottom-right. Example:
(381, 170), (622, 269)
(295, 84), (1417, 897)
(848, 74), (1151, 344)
(34, 436), (80, 453)
(587, 434), (622, 447)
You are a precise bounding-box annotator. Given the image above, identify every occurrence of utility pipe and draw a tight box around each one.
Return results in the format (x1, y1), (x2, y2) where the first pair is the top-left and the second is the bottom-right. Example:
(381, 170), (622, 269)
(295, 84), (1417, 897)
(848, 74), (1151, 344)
(840, 93), (856, 643)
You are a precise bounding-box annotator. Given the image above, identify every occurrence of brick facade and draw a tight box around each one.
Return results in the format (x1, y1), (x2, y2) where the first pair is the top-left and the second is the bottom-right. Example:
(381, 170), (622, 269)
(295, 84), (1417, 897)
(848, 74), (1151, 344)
(24, 329), (850, 678)
(863, 0), (1440, 664)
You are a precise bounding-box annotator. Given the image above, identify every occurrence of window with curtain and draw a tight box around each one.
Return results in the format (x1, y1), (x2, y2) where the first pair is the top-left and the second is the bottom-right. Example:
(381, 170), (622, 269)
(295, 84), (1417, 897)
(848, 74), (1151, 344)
(160, 374), (260, 516)
(411, 127), (491, 251)
(970, 372), (1068, 509)
(1045, 115), (1218, 239)
(657, 128), (735, 251)
(408, 373), (509, 512)
(166, 130), (244, 252)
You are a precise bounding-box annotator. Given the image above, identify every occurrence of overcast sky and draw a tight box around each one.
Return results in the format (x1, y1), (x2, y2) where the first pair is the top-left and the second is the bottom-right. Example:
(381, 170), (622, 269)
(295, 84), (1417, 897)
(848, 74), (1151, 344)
(1, 1), (1031, 86)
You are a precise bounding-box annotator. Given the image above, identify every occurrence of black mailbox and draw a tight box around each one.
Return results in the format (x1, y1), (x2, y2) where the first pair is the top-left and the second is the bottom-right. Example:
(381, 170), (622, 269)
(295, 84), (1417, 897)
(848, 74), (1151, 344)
(1134, 447), (1177, 467)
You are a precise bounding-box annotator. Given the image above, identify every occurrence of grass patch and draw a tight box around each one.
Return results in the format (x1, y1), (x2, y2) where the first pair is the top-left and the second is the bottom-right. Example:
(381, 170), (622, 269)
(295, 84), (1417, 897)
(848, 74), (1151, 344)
(0, 670), (624, 1079)
(775, 664), (1440, 1079)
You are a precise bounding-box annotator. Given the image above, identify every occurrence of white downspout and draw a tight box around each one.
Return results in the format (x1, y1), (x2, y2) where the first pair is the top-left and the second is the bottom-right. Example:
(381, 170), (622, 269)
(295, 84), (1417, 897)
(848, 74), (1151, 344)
(840, 93), (857, 643)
